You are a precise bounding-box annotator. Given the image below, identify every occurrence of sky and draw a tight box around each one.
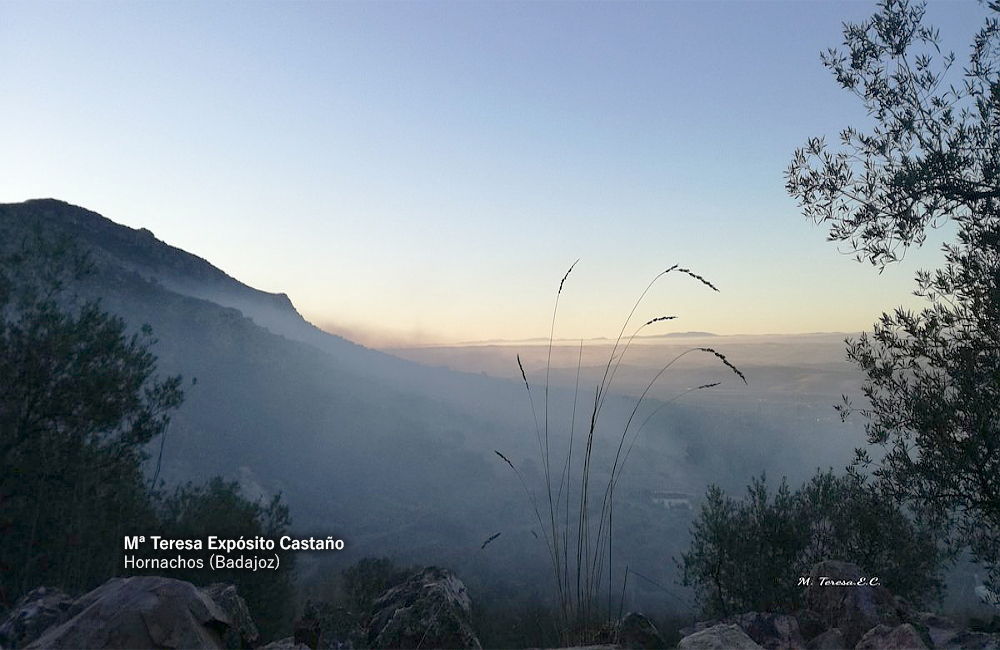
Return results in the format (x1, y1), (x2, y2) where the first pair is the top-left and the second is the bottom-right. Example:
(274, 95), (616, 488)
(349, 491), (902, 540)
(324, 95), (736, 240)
(0, 0), (988, 347)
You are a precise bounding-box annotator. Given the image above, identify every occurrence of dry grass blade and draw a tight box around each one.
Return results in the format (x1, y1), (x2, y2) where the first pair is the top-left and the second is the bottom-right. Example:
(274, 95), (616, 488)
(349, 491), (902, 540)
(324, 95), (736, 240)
(696, 347), (748, 384)
(496, 262), (744, 641)
(481, 532), (501, 550)
(559, 259), (580, 295)
(678, 268), (720, 292)
(495, 449), (516, 470)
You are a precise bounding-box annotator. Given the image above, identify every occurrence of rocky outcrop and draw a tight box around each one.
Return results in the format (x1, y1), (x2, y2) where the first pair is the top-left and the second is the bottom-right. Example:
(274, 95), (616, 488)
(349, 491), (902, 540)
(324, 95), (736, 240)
(260, 637), (314, 649)
(23, 576), (231, 649)
(677, 623), (765, 649)
(676, 560), (1000, 650)
(680, 611), (806, 649)
(615, 612), (666, 649)
(855, 623), (928, 649)
(801, 560), (901, 649)
(805, 627), (844, 649)
(204, 583), (260, 649)
(368, 566), (481, 649)
(728, 611), (805, 649)
(0, 587), (75, 649)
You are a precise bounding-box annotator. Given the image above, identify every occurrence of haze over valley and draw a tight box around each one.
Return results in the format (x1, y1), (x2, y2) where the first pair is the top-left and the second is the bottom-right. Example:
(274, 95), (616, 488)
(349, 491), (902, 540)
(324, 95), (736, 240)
(0, 200), (880, 620)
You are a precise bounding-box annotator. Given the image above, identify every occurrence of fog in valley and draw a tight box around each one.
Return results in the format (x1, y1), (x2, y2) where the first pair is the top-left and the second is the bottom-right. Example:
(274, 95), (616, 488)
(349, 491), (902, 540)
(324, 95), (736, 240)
(0, 202), (881, 615)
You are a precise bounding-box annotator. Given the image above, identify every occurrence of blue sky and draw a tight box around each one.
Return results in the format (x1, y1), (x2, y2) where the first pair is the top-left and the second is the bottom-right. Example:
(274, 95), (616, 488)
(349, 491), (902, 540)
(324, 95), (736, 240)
(0, 1), (986, 345)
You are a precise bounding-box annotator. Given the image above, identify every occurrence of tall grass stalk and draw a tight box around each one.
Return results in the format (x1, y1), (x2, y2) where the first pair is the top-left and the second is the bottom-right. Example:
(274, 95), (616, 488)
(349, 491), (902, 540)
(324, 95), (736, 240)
(497, 263), (745, 641)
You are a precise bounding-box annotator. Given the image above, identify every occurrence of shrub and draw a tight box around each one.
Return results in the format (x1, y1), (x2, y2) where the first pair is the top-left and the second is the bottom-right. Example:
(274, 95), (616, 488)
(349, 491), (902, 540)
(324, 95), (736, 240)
(0, 236), (182, 605)
(150, 478), (296, 642)
(678, 469), (942, 617)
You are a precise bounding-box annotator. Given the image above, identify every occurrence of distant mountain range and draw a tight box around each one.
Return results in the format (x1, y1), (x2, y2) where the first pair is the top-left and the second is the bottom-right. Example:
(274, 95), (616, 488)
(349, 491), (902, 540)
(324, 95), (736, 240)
(450, 331), (720, 346)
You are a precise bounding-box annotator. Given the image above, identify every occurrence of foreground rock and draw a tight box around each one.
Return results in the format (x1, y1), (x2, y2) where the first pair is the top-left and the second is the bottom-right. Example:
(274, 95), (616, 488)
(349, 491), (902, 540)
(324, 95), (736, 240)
(368, 566), (482, 649)
(802, 560), (902, 649)
(615, 612), (666, 649)
(260, 637), (313, 649)
(680, 611), (807, 649)
(677, 623), (765, 649)
(204, 582), (260, 649)
(674, 559), (1000, 649)
(0, 587), (75, 649)
(728, 612), (805, 649)
(25, 576), (231, 649)
(855, 623), (928, 649)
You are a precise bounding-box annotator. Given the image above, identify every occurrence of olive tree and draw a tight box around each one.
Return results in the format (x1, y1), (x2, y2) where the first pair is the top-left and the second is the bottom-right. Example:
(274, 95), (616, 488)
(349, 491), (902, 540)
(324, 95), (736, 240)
(678, 470), (942, 617)
(786, 0), (1000, 585)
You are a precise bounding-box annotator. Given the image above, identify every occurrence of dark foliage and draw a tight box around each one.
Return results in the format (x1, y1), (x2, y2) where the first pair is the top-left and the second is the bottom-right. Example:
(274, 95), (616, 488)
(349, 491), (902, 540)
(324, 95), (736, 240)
(342, 557), (411, 619)
(787, 0), (1000, 590)
(0, 236), (182, 605)
(677, 469), (942, 618)
(149, 478), (296, 642)
(0, 236), (295, 644)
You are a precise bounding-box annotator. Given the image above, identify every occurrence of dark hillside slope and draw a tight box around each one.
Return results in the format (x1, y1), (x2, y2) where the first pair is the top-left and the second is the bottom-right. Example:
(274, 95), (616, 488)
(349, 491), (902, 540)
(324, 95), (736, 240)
(0, 200), (531, 437)
(0, 200), (421, 380)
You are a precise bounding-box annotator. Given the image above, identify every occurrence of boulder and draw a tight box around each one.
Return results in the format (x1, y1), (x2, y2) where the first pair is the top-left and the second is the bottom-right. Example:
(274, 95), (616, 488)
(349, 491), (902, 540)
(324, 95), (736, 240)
(615, 612), (665, 649)
(801, 560), (899, 648)
(804, 627), (843, 649)
(939, 630), (1000, 650)
(0, 587), (75, 649)
(677, 623), (765, 649)
(916, 612), (959, 648)
(728, 611), (805, 649)
(854, 623), (928, 649)
(368, 567), (481, 649)
(260, 637), (313, 649)
(793, 609), (826, 642)
(25, 576), (230, 649)
(204, 583), (259, 649)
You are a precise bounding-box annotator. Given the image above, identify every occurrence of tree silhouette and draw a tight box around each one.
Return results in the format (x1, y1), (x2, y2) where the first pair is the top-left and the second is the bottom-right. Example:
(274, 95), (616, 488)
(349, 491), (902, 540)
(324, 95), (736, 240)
(0, 236), (183, 603)
(787, 0), (1000, 586)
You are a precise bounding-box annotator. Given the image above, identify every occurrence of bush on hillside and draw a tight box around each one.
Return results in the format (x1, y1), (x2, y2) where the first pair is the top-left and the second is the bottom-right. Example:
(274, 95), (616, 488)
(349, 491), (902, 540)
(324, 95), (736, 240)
(677, 469), (942, 617)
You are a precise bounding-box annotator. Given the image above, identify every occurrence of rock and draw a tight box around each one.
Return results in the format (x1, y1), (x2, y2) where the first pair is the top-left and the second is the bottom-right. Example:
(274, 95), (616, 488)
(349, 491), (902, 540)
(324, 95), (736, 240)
(368, 567), (481, 649)
(939, 630), (1000, 650)
(25, 576), (230, 649)
(260, 636), (314, 649)
(794, 609), (826, 642)
(916, 612), (959, 648)
(0, 587), (75, 649)
(804, 627), (843, 649)
(855, 623), (928, 649)
(615, 612), (665, 649)
(204, 583), (259, 649)
(728, 611), (805, 649)
(801, 560), (898, 648)
(677, 623), (765, 649)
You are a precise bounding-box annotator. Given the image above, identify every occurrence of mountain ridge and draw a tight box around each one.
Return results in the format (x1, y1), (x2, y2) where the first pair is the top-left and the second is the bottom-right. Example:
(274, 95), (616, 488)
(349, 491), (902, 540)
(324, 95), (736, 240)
(0, 199), (448, 387)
